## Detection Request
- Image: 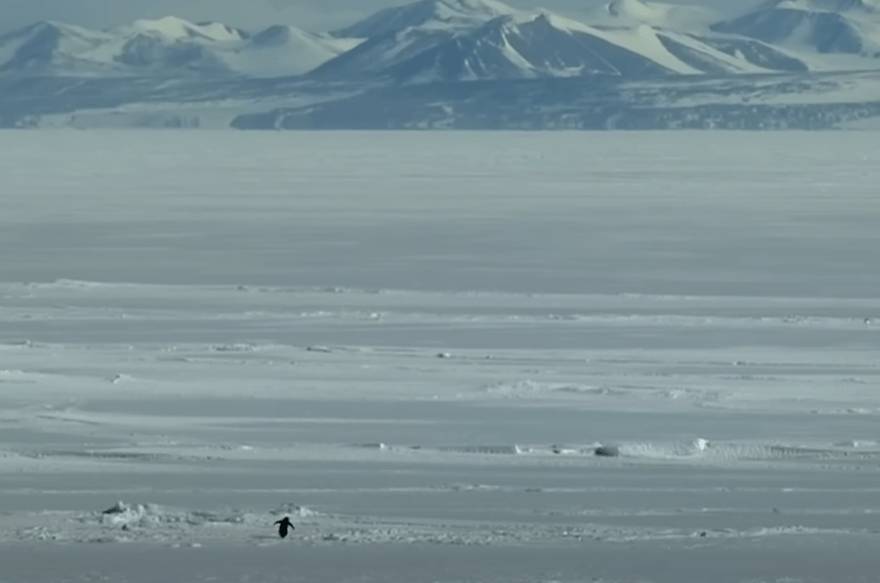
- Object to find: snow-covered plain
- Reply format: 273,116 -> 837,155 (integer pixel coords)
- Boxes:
1,131 -> 879,582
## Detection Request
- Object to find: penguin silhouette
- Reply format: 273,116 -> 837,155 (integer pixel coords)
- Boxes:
274,516 -> 295,538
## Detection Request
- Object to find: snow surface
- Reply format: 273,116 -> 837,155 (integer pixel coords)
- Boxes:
0,131 -> 879,582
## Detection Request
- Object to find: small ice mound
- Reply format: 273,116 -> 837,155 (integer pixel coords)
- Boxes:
484,380 -> 541,397
358,442 -> 391,451
212,343 -> 258,353
613,440 -> 848,462
0,339 -> 34,349
450,483 -> 504,492
218,443 -> 255,452
484,380 -> 572,398
594,445 -> 621,458
270,503 -> 319,518
29,279 -> 106,290
485,380 -> 621,399
298,310 -> 335,318
101,501 -> 151,527
834,440 -> 879,449
617,438 -> 712,459
555,385 -> 626,397
103,501 -> 128,515
98,501 -> 247,529
18,526 -> 65,542
846,408 -> 875,415
442,445 -> 521,455
306,345 -> 333,353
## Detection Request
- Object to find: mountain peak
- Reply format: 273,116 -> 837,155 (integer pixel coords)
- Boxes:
252,25 -> 307,47
607,0 -> 666,22
1,20 -> 104,40
598,0 -> 716,30
333,0 -> 518,38
0,20 -> 113,73
129,16 -> 195,36
713,0 -> 880,57
124,16 -> 243,42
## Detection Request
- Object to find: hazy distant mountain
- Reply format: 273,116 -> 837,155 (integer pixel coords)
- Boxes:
713,0 -> 880,62
0,0 -> 879,129
0,16 -> 360,77
0,21 -> 116,74
221,26 -> 361,78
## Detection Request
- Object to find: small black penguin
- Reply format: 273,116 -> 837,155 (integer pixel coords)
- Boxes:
274,516 -> 295,538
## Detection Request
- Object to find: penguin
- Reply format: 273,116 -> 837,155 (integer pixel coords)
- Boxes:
274,516 -> 295,538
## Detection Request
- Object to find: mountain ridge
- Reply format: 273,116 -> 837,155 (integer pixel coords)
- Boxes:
3,0 -> 879,79
1,0 -> 879,129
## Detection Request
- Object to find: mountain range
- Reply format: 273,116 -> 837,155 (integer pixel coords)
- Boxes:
1,0 -> 880,129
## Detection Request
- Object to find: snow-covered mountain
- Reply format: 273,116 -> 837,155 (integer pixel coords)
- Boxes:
313,1 -> 809,82
110,17 -> 237,73
333,0 -> 519,38
0,16 -> 360,77
713,0 -> 880,66
220,27 -> 361,78
122,16 -> 249,43
1,0 -> 877,80
0,21 -> 115,74
1,0 -> 880,129
321,12 -> 684,82
598,0 -> 715,29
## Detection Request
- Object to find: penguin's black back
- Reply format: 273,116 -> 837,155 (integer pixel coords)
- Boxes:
276,516 -> 294,538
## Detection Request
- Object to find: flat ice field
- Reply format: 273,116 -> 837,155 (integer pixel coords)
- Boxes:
1,132 -> 879,582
